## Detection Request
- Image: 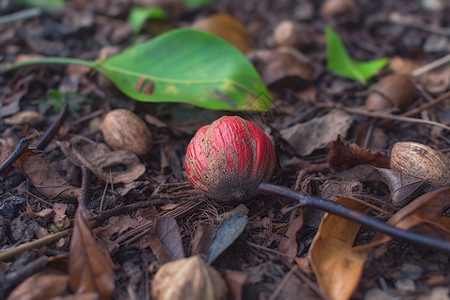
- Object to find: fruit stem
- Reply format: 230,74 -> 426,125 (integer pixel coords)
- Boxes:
258,183 -> 450,254
9,57 -> 96,70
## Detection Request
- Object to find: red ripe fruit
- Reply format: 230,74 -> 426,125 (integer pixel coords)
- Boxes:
185,116 -> 276,202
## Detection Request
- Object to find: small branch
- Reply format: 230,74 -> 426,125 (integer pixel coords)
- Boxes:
79,166 -> 90,210
35,103 -> 70,150
0,8 -> 42,25
258,183 -> 450,253
11,57 -> 95,70
411,53 -> 450,77
0,230 -> 70,261
0,255 -> 48,299
402,90 -> 450,118
0,138 -> 29,175
318,103 -> 450,131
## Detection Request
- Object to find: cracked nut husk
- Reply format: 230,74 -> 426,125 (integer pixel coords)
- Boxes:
390,141 -> 450,187
365,74 -> 416,111
151,256 -> 227,300
102,109 -> 153,156
185,116 -> 276,202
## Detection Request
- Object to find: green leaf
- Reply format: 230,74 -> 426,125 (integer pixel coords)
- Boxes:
326,26 -> 389,84
127,6 -> 166,34
184,0 -> 214,8
11,0 -> 65,14
95,28 -> 272,111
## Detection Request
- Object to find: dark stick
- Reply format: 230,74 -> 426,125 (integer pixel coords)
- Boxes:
0,255 -> 48,298
35,103 -> 70,151
79,165 -> 89,210
258,183 -> 450,254
0,138 -> 29,175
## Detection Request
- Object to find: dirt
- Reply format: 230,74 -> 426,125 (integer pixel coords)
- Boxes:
0,0 -> 449,299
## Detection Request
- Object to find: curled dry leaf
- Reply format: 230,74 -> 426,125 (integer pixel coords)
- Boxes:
334,164 -> 434,207
248,47 -> 314,89
389,56 -> 420,75
69,207 -> 114,299
148,216 -> 185,264
309,198 -> 369,300
6,269 -> 68,300
206,214 -> 248,264
329,135 -> 390,171
15,152 -> 81,199
58,139 -> 145,184
278,208 -> 304,262
355,188 -> 450,251
281,109 -> 353,156
3,110 -> 46,126
151,255 -> 228,300
192,13 -> 251,54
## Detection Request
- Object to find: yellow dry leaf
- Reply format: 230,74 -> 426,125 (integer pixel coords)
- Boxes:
309,198 -> 369,300
192,13 -> 251,54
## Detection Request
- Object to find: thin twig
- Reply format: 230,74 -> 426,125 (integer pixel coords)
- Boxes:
258,184 -> 450,253
269,265 -> 298,300
79,166 -> 89,210
402,90 -> 450,118
35,103 -> 70,150
0,138 -> 29,175
0,230 -> 70,261
318,103 -> 450,131
0,255 -> 48,299
92,199 -> 167,223
0,8 -> 42,25
411,53 -> 450,77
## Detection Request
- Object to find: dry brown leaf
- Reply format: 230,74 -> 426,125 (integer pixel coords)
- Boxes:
224,270 -> 247,300
53,203 -> 71,229
389,56 -> 421,74
26,202 -> 54,218
335,164 -> 434,207
3,110 -> 46,126
190,223 -> 216,257
16,153 -> 81,199
151,255 -> 227,300
249,47 -> 314,88
97,215 -> 145,240
281,109 -> 352,156
69,207 -> 114,299
329,135 -> 390,171
192,13 -> 251,54
6,269 -> 68,300
278,208 -> 304,261
371,188 -> 450,246
149,216 -> 185,264
58,139 -> 145,184
309,198 -> 369,300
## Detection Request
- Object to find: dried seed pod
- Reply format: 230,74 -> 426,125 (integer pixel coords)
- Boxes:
102,109 -> 153,156
365,74 -> 416,111
185,116 -> 276,202
390,142 -> 450,187
151,256 -> 227,300
273,20 -> 303,49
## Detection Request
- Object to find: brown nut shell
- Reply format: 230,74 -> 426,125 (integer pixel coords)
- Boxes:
366,74 -> 416,111
390,142 -> 450,187
102,109 -> 153,156
273,20 -> 303,48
